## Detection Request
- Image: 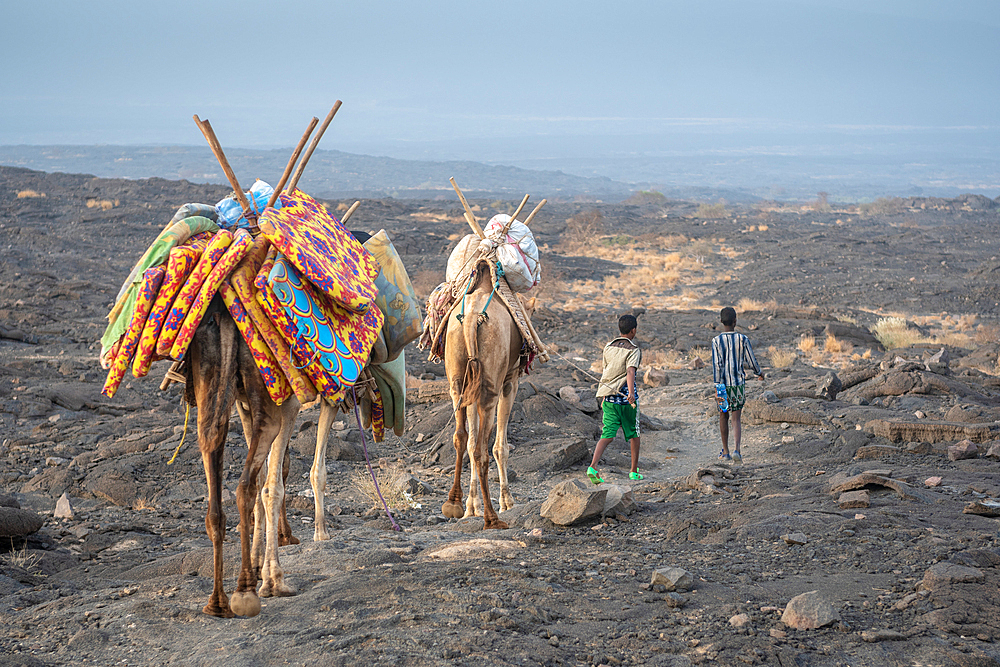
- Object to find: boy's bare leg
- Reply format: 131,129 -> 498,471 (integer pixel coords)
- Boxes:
718,411 -> 730,455
590,438 -> 614,469
731,409 -> 743,453
629,437 -> 640,473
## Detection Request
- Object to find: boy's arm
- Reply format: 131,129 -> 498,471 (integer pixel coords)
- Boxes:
711,338 -> 721,384
745,338 -> 763,378
626,365 -> 637,405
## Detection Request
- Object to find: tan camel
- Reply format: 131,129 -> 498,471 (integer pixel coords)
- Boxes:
185,298 -> 299,617
442,262 -> 534,528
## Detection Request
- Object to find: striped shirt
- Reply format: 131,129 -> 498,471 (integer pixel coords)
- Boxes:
711,331 -> 762,386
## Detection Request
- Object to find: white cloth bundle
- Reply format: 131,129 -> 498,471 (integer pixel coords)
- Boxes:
446,234 -> 483,284
479,214 -> 540,292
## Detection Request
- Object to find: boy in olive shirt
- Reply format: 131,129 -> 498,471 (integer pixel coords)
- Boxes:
587,314 -> 643,483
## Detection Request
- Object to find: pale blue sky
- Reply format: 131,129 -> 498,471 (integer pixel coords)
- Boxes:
1,1 -> 998,169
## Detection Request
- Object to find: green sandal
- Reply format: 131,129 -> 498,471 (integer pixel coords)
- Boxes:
629,471 -> 644,481
587,467 -> 604,485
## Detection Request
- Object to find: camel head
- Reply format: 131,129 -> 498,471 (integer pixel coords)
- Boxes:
519,294 -> 537,319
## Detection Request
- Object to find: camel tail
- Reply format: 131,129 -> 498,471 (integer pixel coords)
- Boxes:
460,311 -> 482,409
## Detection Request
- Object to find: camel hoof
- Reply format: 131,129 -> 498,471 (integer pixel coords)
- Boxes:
313,529 -> 331,542
278,535 -> 300,546
203,601 -> 236,618
485,519 -> 509,530
442,501 -> 463,518
260,581 -> 296,598
229,591 -> 261,617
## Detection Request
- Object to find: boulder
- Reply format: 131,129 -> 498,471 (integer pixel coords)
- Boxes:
54,492 -> 74,519
519,437 -> 590,471
643,367 -> 669,388
985,441 -> 1000,459
540,479 -> 607,525
781,532 -> 808,545
83,470 -> 138,507
558,386 -> 582,406
838,490 -> 870,509
0,506 -> 45,537
781,591 -> 841,630
963,500 -> 1000,517
601,484 -> 636,516
948,439 -> 978,461
919,562 -> 985,591
729,613 -> 751,628
650,566 -> 693,592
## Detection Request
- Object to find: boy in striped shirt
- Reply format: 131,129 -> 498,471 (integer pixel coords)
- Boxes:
712,306 -> 763,463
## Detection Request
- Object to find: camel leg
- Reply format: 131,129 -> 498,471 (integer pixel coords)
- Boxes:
311,399 -> 337,540
258,400 -> 299,599
475,400 -> 507,530
234,401 -> 265,578
493,372 -> 518,512
277,444 -> 299,546
464,408 -> 481,518
199,444 -> 233,617
251,466 -> 265,578
442,405 -> 468,518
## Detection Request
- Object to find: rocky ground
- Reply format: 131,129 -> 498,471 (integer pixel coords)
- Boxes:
1,165 -> 1000,666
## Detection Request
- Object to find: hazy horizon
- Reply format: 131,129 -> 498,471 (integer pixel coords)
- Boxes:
2,1 -> 998,196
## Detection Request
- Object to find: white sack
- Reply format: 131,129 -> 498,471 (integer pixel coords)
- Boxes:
481,214 -> 540,292
446,234 -> 483,284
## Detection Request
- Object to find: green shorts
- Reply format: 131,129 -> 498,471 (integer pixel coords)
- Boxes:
720,384 -> 746,412
601,400 -> 640,440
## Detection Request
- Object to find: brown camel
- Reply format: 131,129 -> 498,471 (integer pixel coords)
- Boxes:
185,297 -> 299,617
442,262 -> 534,529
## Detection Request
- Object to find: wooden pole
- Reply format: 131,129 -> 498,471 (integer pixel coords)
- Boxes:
500,194 -> 530,235
287,101 -> 343,194
449,177 -> 484,238
193,115 -> 252,215
340,200 -> 361,226
267,116 -> 319,209
522,198 -> 547,227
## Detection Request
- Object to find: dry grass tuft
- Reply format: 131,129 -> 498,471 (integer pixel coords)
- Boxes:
86,198 -> 117,210
862,349 -> 873,360
351,463 -> 413,510
975,324 -> 999,345
956,314 -> 979,331
872,317 -> 921,349
133,497 -> 155,511
767,346 -> 796,369
16,189 -> 45,199
2,543 -> 42,573
691,347 -> 712,363
824,334 -> 850,354
694,202 -> 729,219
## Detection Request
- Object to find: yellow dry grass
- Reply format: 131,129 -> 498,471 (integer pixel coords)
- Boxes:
975,324 -> 999,345
133,497 -> 155,511
86,198 -> 117,210
738,298 -> 777,313
872,317 -> 920,349
16,189 -> 45,199
767,346 -> 796,369
351,463 -> 412,510
824,334 -> 850,354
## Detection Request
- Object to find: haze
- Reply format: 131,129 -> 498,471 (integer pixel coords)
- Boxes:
2,0 -> 998,196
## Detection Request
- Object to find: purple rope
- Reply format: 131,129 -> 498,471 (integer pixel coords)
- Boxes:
351,385 -> 401,532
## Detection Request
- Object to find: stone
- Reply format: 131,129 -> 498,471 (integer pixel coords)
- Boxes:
780,591 -> 841,630
54,492 -> 74,519
838,490 -> 870,509
729,613 -> 751,628
781,435 -> 795,444
540,479 -> 607,525
328,439 -> 366,462
925,347 -> 950,374
558,386 -> 581,405
643,367 -> 669,388
963,500 -> 1000,517
817,372 -> 842,400
924,476 -> 943,487
83,470 -> 138,507
650,566 -> 693,592
781,532 -> 808,545
45,456 -> 68,466
0,506 -> 45,537
688,357 -> 704,370
0,495 -> 19,509
914,410 -> 926,419
948,439 -> 978,461
769,628 -> 787,638
601,484 -> 636,517
861,629 -> 906,642
920,562 -> 985,591
763,390 -> 779,404
986,441 -> 1000,459
664,592 -> 687,607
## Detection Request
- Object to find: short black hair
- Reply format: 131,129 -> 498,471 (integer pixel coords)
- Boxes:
618,314 -> 638,334
720,306 -> 737,326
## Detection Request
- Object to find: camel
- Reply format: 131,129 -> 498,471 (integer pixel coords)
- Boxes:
442,261 -> 535,529
185,297 -> 300,617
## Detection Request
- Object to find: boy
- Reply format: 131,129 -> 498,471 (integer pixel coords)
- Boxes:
711,306 -> 763,463
587,314 -> 643,484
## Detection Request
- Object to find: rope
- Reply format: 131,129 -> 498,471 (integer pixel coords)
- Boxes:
351,385 -> 401,532
167,401 -> 191,465
455,268 -> 477,324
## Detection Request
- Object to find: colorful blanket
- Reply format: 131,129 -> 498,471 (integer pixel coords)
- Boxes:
363,230 -> 421,362
103,266 -> 166,397
259,190 -> 380,314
